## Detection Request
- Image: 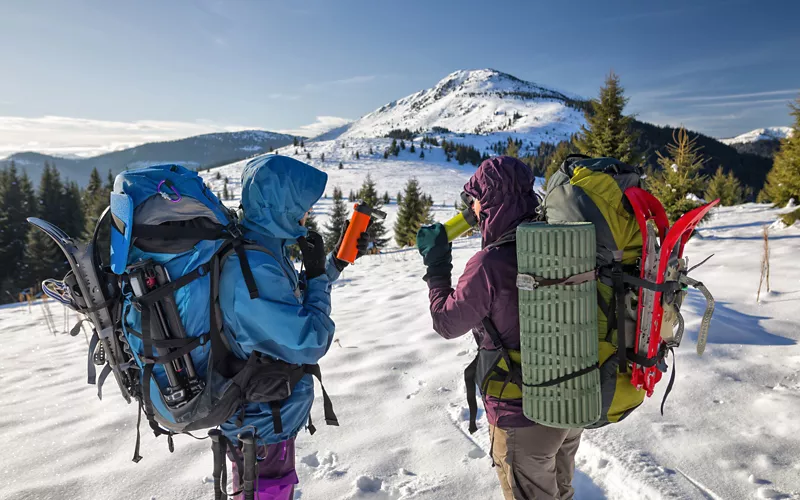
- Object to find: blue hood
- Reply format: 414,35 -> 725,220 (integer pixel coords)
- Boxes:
240,155 -> 328,240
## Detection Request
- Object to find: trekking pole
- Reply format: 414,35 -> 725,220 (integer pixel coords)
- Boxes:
208,429 -> 228,500
238,431 -> 257,500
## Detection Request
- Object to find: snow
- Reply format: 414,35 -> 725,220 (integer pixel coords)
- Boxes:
321,69 -> 585,154
720,127 -> 794,145
3,148 -> 800,499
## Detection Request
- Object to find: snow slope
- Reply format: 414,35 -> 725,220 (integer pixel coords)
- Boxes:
720,127 -> 793,145
2,150 -> 800,499
323,69 -> 585,152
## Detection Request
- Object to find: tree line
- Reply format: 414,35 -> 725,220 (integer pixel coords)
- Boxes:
0,163 -> 113,303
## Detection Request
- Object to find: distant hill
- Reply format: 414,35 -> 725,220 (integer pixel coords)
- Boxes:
719,127 -> 793,160
633,121 -> 775,192
0,130 -> 300,186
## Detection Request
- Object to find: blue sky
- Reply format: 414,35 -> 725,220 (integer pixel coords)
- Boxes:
0,0 -> 798,154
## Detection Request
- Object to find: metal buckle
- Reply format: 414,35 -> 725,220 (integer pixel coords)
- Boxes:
516,274 -> 540,291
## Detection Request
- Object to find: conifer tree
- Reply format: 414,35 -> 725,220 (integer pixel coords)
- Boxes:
383,191 -> 390,204
759,96 -> 800,206
397,191 -> 403,204
394,178 -> 432,247
82,167 -> 112,259
400,140 -> 406,150
505,137 -> 520,158
293,137 -> 299,147
300,140 -> 305,148
410,143 -> 416,153
324,187 -> 349,252
307,152 -> 312,160
575,71 -> 638,163
545,141 -> 578,183
356,151 -> 360,160
223,183 -> 230,200
383,150 -> 389,159
338,162 -> 343,170
304,209 -> 319,233
419,150 -> 425,160
321,153 -> 325,162
358,174 -> 388,248
647,127 -> 708,222
0,163 -> 36,292
369,146 -> 374,155
62,181 -> 86,240
215,171 -> 222,180
22,163 -> 67,290
704,167 -> 747,206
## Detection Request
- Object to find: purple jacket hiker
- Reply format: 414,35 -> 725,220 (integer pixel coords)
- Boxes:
427,156 -> 539,428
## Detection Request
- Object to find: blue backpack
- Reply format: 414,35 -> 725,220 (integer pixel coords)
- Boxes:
106,164 -> 336,461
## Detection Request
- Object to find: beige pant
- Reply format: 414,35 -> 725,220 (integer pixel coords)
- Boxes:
489,424 -> 583,500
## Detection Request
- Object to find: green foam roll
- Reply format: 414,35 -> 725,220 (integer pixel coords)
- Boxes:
516,222 -> 601,428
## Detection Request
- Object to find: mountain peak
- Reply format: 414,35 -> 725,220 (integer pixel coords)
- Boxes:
335,69 -> 585,141
720,126 -> 793,145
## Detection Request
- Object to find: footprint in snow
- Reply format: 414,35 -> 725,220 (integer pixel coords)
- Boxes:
300,451 -> 347,479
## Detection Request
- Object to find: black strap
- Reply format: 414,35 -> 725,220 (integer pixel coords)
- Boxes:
133,224 -> 229,241
270,401 -> 284,434
613,260 -> 628,373
96,364 -> 112,400
660,347 -> 677,416
139,335 -> 208,365
87,332 -> 99,384
517,269 -> 597,290
626,348 -> 662,368
523,363 -> 599,388
132,399 -> 144,463
135,264 -> 210,306
305,364 -> 339,426
464,356 -> 479,434
232,240 -> 259,299
622,274 -> 681,293
480,318 -> 522,387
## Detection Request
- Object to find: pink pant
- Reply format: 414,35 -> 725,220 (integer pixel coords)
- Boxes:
228,438 -> 297,500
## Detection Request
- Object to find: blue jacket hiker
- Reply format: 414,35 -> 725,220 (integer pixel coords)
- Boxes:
218,155 -> 369,499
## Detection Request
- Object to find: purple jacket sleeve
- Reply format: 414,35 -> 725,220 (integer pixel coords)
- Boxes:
427,251 -> 492,339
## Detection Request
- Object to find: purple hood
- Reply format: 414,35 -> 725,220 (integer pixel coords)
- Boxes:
463,156 -> 539,246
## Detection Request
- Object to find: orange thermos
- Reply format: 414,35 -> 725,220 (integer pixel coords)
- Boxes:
336,202 -> 387,264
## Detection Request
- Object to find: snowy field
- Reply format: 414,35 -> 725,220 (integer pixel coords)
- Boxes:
1,148 -> 799,499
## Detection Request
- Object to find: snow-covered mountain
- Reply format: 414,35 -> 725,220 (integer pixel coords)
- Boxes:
327,69 -> 586,149
0,130 -> 300,186
720,126 -> 793,145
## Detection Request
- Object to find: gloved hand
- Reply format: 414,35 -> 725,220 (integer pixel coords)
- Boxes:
416,223 -> 452,279
333,220 -> 372,271
299,230 -> 327,280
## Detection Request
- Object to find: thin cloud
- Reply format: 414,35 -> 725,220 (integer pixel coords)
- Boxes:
268,93 -> 300,101
693,98 -> 795,108
279,116 -> 352,138
671,89 -> 800,102
304,75 -> 378,91
0,115 -> 258,158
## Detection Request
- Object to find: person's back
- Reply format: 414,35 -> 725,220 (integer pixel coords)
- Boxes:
418,155 -> 583,500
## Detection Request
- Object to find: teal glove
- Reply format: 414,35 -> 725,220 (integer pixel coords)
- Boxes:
416,223 -> 453,279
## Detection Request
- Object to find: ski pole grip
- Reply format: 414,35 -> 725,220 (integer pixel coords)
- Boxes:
208,430 -> 227,500
336,202 -> 386,264
238,431 -> 256,500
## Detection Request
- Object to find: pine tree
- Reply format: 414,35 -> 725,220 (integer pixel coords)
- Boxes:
0,163 -> 35,293
268,146 -> 274,152
338,162 -> 343,170
704,167 -> 747,206
397,191 -> 403,204
356,151 -> 360,160
215,171 -> 222,180
324,187 -> 349,252
545,141 -> 578,182
304,209 -> 319,233
420,150 -> 425,160
400,140 -> 406,150
394,178 -> 432,247
358,174 -> 388,248
383,150 -> 389,159
293,137 -> 299,147
301,140 -> 305,148
348,189 -> 356,202
321,153 -> 325,162
505,137 -> 520,158
759,96 -> 800,205
307,152 -> 312,160
22,163 -> 68,290
575,71 -> 638,164
647,128 -> 708,223
383,191 -> 391,204
369,146 -> 374,155
223,183 -> 230,200
61,181 -> 86,241
82,167 -> 111,257
410,143 -> 416,153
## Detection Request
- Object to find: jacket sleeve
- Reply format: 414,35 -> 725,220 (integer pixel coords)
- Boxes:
222,252 -> 335,365
324,252 -> 342,283
427,251 -> 493,339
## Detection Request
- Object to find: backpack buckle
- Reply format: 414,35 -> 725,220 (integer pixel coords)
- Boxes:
226,223 -> 243,239
516,274 -> 540,290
